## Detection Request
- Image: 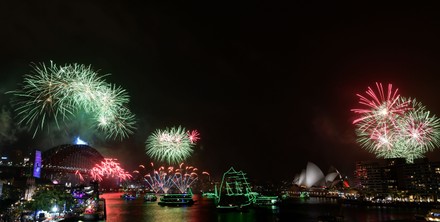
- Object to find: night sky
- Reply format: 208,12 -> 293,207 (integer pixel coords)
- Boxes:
2,2 -> 440,182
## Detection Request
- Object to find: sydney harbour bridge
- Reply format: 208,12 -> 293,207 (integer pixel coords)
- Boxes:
42,143 -> 105,185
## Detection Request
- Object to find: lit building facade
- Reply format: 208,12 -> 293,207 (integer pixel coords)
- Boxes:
355,158 -> 440,200
354,161 -> 384,193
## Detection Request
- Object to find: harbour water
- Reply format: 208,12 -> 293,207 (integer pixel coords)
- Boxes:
102,193 -> 428,222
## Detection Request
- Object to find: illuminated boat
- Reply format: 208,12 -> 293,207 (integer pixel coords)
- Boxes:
217,194 -> 253,211
202,192 -> 218,199
144,193 -> 158,202
426,209 -> 440,221
253,194 -> 280,207
216,167 -> 256,211
121,193 -> 136,200
158,193 -> 195,206
202,183 -> 219,199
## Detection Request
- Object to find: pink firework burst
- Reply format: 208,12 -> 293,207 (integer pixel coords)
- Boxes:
187,130 -> 200,144
90,158 -> 132,182
351,82 -> 412,126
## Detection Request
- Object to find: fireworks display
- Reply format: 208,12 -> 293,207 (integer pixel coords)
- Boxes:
173,163 -> 199,193
352,82 -> 440,162
142,162 -> 198,194
144,164 -> 175,193
90,158 -> 132,182
7,61 -> 136,140
145,126 -> 199,164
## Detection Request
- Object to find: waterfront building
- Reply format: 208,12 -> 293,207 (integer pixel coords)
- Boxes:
354,161 -> 384,193
354,158 -> 440,201
401,158 -> 440,201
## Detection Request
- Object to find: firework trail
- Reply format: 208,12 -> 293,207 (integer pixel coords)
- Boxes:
75,170 -> 84,182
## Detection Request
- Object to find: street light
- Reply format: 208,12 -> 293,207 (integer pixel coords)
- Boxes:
51,205 -> 58,213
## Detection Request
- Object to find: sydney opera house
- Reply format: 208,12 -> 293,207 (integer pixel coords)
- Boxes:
293,162 -> 347,189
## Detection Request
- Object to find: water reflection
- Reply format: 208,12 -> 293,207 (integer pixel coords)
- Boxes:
103,192 -> 217,222
101,193 -> 426,222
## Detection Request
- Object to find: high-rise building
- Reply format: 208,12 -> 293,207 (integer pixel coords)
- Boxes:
354,161 -> 384,193
355,158 -> 440,200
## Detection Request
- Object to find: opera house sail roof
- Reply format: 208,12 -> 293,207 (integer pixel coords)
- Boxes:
293,162 -> 341,189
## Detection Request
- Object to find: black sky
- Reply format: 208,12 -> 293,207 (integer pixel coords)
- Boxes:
2,2 -> 440,182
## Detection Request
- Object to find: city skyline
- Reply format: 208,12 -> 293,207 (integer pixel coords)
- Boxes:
2,2 -> 440,181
